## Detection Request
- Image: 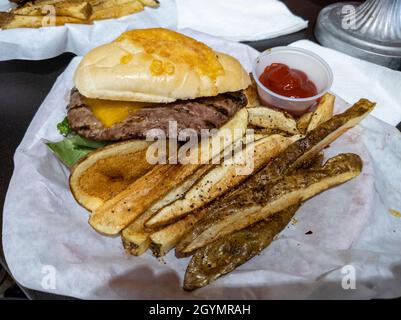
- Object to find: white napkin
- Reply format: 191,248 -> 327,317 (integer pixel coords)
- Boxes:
176,0 -> 307,42
290,40 -> 401,126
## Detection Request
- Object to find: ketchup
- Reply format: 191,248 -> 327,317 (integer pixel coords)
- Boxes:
259,63 -> 317,99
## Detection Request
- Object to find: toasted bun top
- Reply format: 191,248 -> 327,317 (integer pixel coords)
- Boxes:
74,28 -> 251,103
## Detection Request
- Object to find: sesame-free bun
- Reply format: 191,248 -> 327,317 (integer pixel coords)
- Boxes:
74,28 -> 251,103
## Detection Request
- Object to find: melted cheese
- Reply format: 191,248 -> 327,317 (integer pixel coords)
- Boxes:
116,28 -> 224,79
84,97 -> 152,128
120,53 -> 133,65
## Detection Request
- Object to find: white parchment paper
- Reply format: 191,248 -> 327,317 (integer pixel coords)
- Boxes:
0,0 -> 177,61
0,0 -> 308,61
3,31 -> 401,299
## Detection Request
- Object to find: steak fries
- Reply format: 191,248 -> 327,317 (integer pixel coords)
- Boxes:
184,204 -> 301,291
145,134 -> 301,229
176,153 -> 363,255
74,96 -> 374,289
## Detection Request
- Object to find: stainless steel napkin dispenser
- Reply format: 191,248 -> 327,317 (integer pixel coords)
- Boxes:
315,0 -> 401,70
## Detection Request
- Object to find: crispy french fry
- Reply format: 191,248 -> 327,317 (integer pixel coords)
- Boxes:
248,106 -> 299,135
89,109 -> 248,235
307,93 -> 335,132
138,0 -> 159,7
121,163 -> 212,256
298,153 -> 324,171
0,12 -> 85,29
183,204 -> 300,290
150,211 -> 206,257
14,1 -> 92,20
149,136 -> 303,258
89,163 -> 201,235
176,99 -> 375,255
177,153 -> 363,255
122,130 -> 259,255
145,134 -> 301,229
297,111 -> 313,135
88,0 -> 135,10
90,0 -> 144,21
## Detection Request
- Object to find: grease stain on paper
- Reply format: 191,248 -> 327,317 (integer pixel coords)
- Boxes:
390,209 -> 401,218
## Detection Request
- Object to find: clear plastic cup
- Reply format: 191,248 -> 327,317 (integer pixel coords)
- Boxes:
252,47 -> 333,115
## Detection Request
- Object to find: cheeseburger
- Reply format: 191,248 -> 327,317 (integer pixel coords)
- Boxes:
67,28 -> 253,141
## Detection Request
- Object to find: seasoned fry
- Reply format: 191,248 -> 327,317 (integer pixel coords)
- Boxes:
127,135 -> 263,255
307,93 -> 335,132
90,0 -> 144,21
121,163 -> 212,256
177,153 -> 362,255
88,0 -> 134,9
2,0 -> 158,29
89,163 -> 202,235
0,12 -> 84,29
145,134 -> 301,229
149,211 -> 206,257
175,153 -> 322,268
183,150 -> 325,289
137,0 -> 159,7
248,106 -> 299,135
297,111 -> 313,134
123,133 -> 258,255
298,153 -> 324,171
89,109 -> 248,235
14,1 -> 92,20
184,204 -> 300,290
176,99 -> 375,255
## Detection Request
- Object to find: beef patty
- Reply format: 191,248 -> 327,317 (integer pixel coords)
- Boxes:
67,88 -> 247,141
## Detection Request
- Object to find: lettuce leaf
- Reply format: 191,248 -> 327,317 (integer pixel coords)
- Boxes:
56,117 -> 72,137
46,117 -> 108,167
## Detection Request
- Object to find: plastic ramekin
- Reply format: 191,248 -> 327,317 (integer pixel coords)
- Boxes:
252,47 -> 333,115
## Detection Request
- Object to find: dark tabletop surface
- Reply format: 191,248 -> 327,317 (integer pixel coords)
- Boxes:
0,0 -> 400,300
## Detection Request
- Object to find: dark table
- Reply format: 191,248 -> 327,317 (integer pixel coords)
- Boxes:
0,0 -> 399,300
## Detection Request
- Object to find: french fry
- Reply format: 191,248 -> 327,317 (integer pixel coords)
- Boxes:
307,93 -> 335,132
137,0 -> 159,7
176,99 -> 375,255
298,153 -> 324,171
183,204 -> 301,290
297,111 -> 313,135
0,12 -> 85,29
14,1 -> 92,20
90,0 -> 144,21
177,153 -> 363,255
149,149 -> 304,258
145,134 -> 301,229
248,106 -> 299,135
122,132 -> 265,255
150,211 -> 206,257
88,0 -> 136,10
121,163 -> 213,256
89,109 -> 248,235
